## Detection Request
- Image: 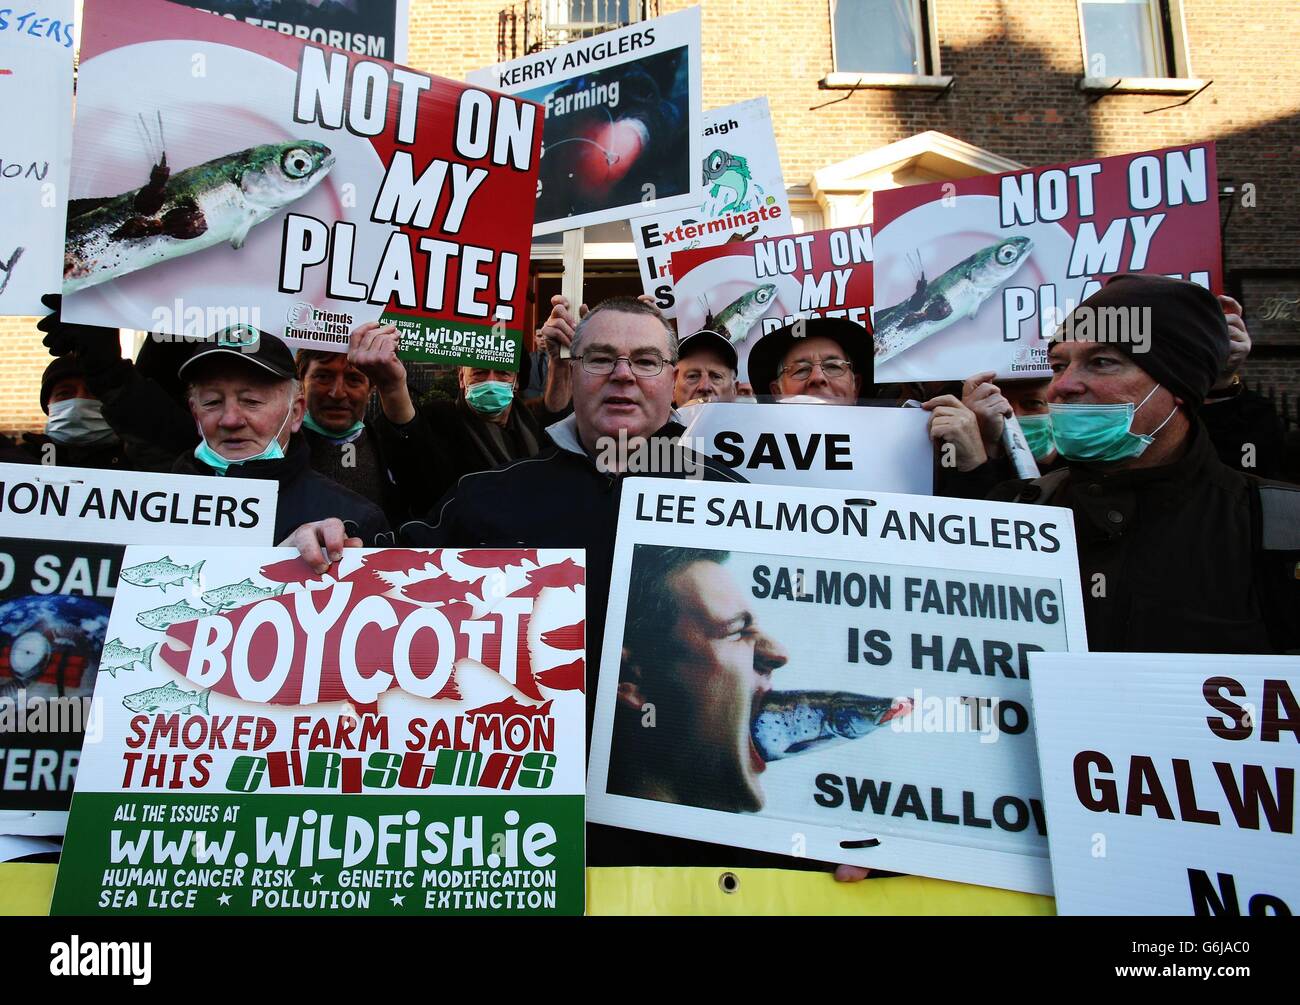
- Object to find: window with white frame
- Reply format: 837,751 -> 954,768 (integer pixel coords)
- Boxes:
831,0 -> 935,76
545,1 -> 635,40
1078,0 -> 1185,79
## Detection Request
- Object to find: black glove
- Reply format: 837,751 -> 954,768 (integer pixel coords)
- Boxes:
38,292 -> 123,374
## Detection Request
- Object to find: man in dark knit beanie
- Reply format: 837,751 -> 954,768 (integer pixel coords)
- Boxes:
988,273 -> 1300,655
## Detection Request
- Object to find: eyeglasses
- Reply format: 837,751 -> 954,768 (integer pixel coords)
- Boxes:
576,352 -> 673,377
778,358 -> 853,381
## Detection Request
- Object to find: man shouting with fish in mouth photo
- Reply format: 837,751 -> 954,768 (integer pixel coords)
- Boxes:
605,546 -> 910,876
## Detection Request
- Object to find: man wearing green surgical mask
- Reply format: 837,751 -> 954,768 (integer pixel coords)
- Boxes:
962,374 -> 1059,471
984,275 -> 1300,655
353,322 -> 559,512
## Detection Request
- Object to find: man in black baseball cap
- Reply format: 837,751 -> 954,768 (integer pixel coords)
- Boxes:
990,274 -> 1300,654
745,317 -> 872,404
674,328 -> 738,406
173,325 -> 389,545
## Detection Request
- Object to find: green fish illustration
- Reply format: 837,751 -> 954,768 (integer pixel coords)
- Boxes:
64,138 -> 334,292
122,680 -> 209,716
99,638 -> 158,677
751,690 -> 913,761
703,149 -> 752,213
201,578 -> 286,611
119,556 -> 204,590
703,284 -> 778,347
873,237 -> 1034,364
135,600 -> 209,632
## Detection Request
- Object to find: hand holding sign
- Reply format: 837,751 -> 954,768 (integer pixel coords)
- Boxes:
279,517 -> 363,573
1216,294 -> 1251,385
961,371 -> 1014,457
537,294 -> 587,361
923,394 -> 989,472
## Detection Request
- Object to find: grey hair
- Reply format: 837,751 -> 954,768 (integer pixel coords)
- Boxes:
571,296 -> 679,361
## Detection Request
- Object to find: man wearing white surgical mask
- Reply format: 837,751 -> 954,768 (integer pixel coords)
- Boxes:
172,326 -> 389,546
27,357 -> 128,469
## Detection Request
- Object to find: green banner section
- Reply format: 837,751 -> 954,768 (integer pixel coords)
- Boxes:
385,313 -> 523,370
52,792 -> 583,916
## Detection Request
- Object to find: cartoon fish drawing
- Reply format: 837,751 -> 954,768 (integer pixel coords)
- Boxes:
362,550 -> 442,573
136,600 -> 209,631
99,638 -> 158,677
751,690 -> 913,761
122,680 -> 210,715
534,657 -> 584,692
119,556 -> 204,590
873,237 -> 1034,365
456,549 -> 539,570
540,620 -> 584,651
64,133 -> 334,293
259,556 -> 335,585
511,558 -> 585,598
401,574 -> 485,605
703,149 -> 752,213
200,578 -> 286,611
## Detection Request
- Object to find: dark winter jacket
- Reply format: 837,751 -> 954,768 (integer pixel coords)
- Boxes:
172,432 -> 390,545
988,419 -> 1300,654
372,395 -> 559,517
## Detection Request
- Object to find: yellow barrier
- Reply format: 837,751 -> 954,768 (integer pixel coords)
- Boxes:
0,864 -> 56,916
587,867 -> 1054,915
2,863 -> 1053,916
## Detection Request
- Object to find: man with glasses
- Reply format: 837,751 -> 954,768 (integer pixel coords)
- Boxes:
280,298 -> 883,877
282,297 -> 742,707
746,317 -> 870,404
749,317 -> 994,474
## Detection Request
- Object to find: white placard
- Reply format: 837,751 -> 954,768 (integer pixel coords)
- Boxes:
1030,652 -> 1299,916
0,463 -> 278,545
631,98 -> 791,317
469,7 -> 703,236
0,2 -> 75,315
588,480 -> 1088,895
676,401 -> 933,494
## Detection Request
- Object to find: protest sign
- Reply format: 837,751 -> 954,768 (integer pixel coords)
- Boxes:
1030,652 -> 1298,916
670,225 -> 874,383
0,463 -> 277,837
468,7 -> 702,236
62,0 -> 540,370
871,143 -> 1221,383
51,546 -> 586,915
588,480 -> 1087,895
676,401 -> 933,494
170,0 -> 410,63
0,2 -> 75,316
631,98 -> 791,316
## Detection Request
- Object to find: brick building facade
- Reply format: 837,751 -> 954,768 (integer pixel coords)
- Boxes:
2,0 -> 1297,433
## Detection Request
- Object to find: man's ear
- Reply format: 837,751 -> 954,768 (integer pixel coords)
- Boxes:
853,374 -> 864,398
768,379 -> 782,397
288,392 -> 306,434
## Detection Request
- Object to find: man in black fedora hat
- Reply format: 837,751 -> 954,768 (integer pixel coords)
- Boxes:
746,317 -> 871,405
